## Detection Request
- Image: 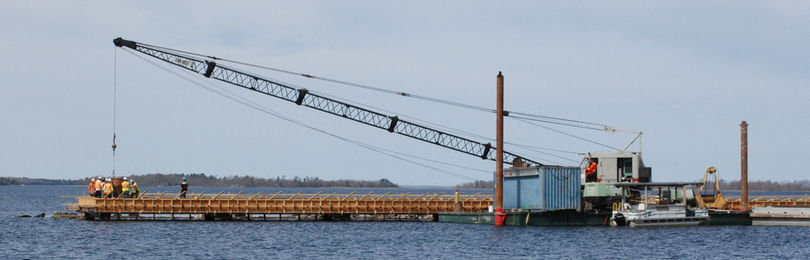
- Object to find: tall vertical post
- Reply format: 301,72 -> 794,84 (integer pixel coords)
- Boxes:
495,72 -> 506,226
740,121 -> 749,210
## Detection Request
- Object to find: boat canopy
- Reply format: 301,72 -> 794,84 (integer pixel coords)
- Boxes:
612,182 -> 703,188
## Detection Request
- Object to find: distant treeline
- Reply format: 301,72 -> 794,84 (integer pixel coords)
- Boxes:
716,179 -> 810,191
456,180 -> 493,189
0,177 -> 79,186
1,173 -> 399,188
456,179 -> 810,191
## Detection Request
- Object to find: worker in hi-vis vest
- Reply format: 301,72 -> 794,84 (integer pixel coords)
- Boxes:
179,177 -> 188,198
130,180 -> 139,198
121,177 -> 130,198
585,159 -> 598,182
102,179 -> 113,198
88,178 -> 95,196
94,177 -> 103,198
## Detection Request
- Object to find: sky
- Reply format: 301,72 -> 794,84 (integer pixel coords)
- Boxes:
1,1 -> 808,186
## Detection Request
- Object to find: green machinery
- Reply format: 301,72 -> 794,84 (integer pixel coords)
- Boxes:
581,152 -> 652,209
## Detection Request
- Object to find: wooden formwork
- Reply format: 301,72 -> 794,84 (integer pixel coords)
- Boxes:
722,195 -> 810,210
66,192 -> 493,215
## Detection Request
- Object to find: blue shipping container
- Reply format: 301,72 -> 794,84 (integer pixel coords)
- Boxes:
496,166 -> 581,211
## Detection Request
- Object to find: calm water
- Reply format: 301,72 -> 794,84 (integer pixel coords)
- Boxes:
2,185 -> 810,259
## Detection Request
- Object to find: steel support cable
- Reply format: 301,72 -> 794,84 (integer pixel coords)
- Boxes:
321,91 -> 577,157
210,68 -> 575,165
315,95 -> 575,165
137,41 -> 610,128
123,49 -> 483,180
112,47 -> 118,177
508,146 -> 579,164
247,76 -> 487,140
318,91 -> 580,155
507,112 -> 606,127
514,117 -> 622,152
506,143 -> 579,155
275,80 -> 581,161
508,115 -> 606,131
148,43 -> 495,113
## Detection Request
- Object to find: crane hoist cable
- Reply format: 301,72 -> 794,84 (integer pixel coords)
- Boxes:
111,47 -> 118,177
123,48 -> 485,180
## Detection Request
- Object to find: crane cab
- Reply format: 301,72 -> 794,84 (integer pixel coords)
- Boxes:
580,152 -> 652,209
581,152 -> 651,184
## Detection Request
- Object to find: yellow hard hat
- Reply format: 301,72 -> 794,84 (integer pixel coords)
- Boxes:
91,178 -> 95,182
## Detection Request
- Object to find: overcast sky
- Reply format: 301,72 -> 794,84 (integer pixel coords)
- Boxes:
1,1 -> 808,185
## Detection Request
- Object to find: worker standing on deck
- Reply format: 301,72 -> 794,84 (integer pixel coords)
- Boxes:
586,159 -> 598,182
121,177 -> 130,198
95,177 -> 103,198
102,178 -> 113,198
88,178 -> 95,196
179,177 -> 188,198
130,180 -> 139,198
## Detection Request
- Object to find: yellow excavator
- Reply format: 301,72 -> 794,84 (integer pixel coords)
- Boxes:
696,167 -> 727,209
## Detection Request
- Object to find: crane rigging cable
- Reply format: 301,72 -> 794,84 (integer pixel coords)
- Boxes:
266,76 -> 581,162
316,96 -> 574,165
137,41 -> 610,131
122,48 -> 484,180
111,47 -> 118,177
508,115 -> 606,131
193,61 -> 573,165
514,117 -> 622,152
317,91 -> 582,160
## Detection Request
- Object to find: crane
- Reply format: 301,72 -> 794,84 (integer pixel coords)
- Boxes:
112,37 -> 542,167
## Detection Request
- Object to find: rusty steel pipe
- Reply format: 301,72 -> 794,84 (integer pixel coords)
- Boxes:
496,72 -> 504,211
494,72 -> 506,226
740,121 -> 749,210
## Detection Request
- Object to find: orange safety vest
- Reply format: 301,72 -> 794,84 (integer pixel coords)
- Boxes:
88,182 -> 95,193
103,182 -> 113,194
95,181 -> 102,191
586,162 -> 597,175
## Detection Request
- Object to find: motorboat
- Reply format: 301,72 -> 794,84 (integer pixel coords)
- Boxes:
609,182 -> 709,227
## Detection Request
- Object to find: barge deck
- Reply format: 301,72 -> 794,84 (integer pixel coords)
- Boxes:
65,192 -> 492,221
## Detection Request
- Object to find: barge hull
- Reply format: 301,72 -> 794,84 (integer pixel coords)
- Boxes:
708,210 -> 752,226
439,210 -> 610,226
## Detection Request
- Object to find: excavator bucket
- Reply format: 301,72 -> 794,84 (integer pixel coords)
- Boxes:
697,167 -> 727,209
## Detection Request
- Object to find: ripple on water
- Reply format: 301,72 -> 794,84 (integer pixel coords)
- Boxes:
2,185 -> 810,259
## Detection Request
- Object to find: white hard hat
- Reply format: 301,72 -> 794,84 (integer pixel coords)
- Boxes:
123,177 -> 127,180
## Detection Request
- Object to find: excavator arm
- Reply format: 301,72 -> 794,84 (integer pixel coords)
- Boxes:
113,37 -> 542,167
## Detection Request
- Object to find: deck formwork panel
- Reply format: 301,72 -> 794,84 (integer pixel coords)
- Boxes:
68,192 -> 493,216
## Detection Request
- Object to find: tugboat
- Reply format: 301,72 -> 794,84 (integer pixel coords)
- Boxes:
609,182 -> 709,227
